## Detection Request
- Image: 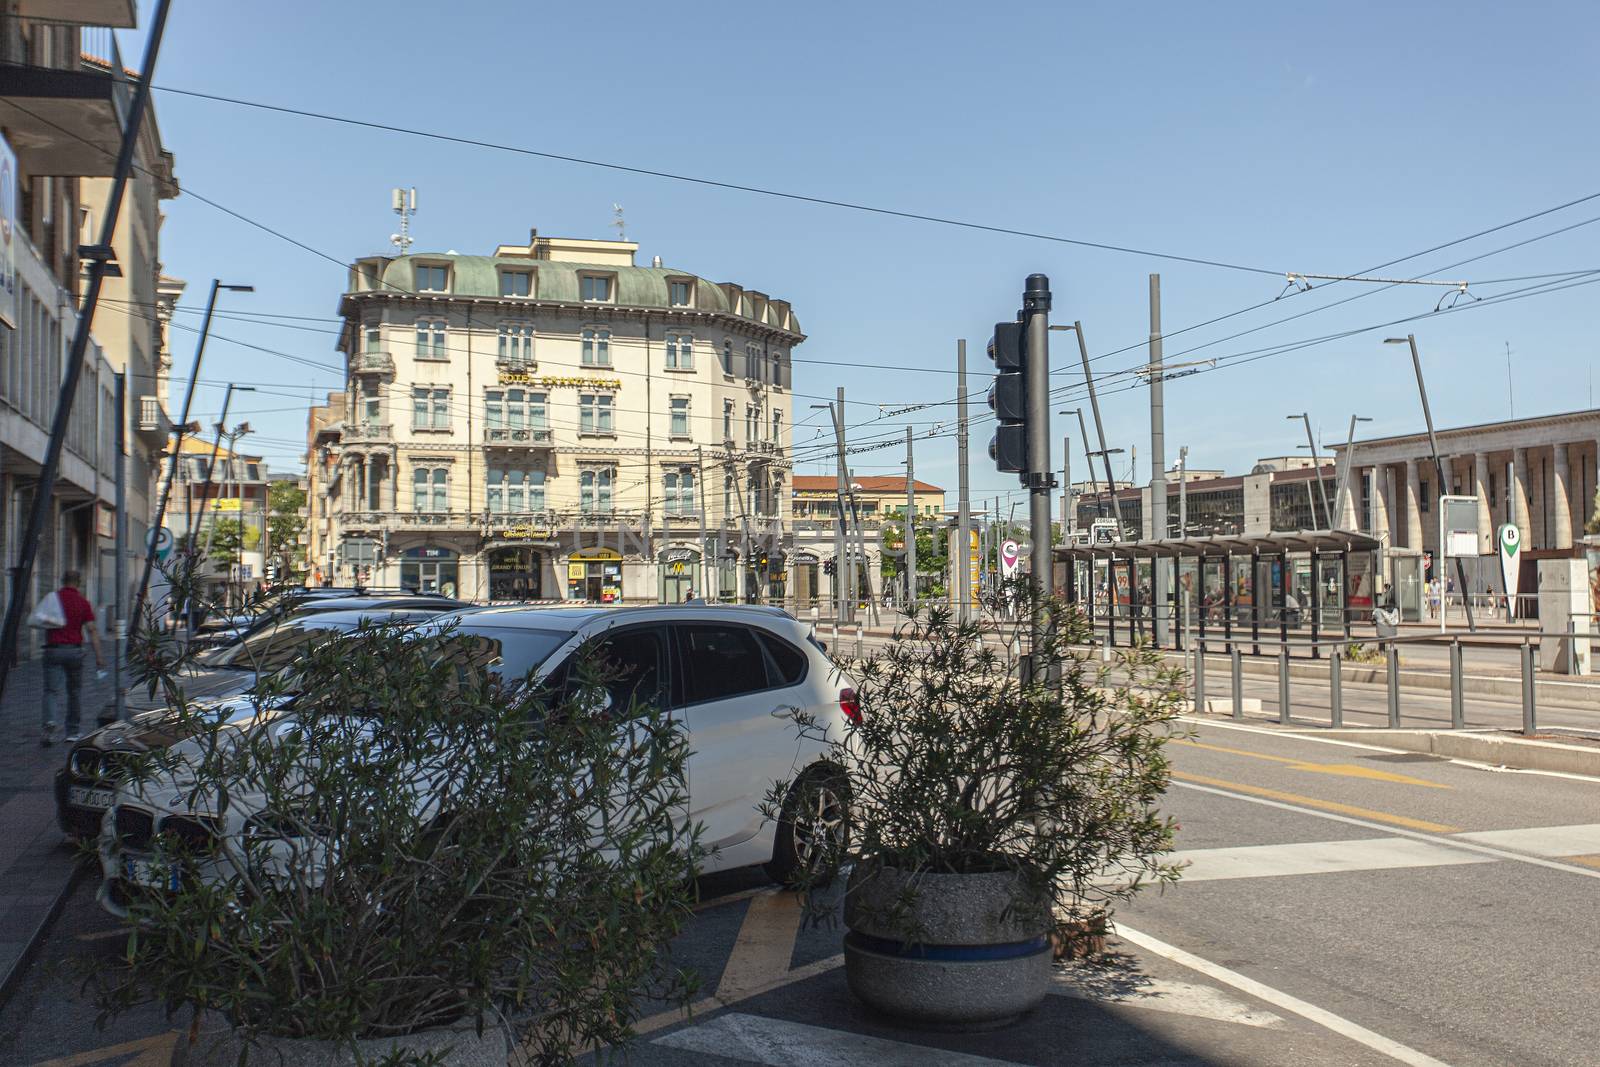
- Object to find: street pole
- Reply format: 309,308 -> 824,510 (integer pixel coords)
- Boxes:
1293,412 -> 1332,527
1073,409 -> 1102,515
112,372 -> 127,723
1070,322 -> 1128,540
1333,415 -> 1371,529
1023,276 -> 1054,670
1178,445 -> 1188,537
1390,335 -> 1476,632
696,446 -> 708,600
0,0 -> 171,705
198,385 -> 249,564
1062,433 -> 1072,535
956,340 -> 972,624
1148,274 -> 1170,645
830,389 -> 850,623
904,426 -> 916,611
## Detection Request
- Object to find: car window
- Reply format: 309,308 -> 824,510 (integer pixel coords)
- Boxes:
441,626 -> 572,690
676,624 -> 770,705
756,631 -> 808,687
592,628 -> 666,710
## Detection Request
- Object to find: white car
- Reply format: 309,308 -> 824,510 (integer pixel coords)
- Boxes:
97,604 -> 856,916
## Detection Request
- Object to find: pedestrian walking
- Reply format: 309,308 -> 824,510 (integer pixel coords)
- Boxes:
37,570 -> 104,746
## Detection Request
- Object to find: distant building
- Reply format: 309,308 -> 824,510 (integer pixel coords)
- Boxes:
166,437 -> 270,606
788,475 -> 944,608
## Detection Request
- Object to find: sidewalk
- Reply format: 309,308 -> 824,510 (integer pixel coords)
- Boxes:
0,658 -> 112,1006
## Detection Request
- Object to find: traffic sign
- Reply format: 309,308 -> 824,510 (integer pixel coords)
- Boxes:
1000,539 -> 1021,578
146,526 -> 173,562
1498,524 -> 1521,599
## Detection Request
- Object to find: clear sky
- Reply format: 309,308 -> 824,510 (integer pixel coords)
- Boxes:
118,0 -> 1600,511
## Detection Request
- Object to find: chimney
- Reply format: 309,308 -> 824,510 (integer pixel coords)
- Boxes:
652,255 -> 662,268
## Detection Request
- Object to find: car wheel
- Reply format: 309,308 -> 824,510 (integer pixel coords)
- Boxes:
766,767 -> 849,887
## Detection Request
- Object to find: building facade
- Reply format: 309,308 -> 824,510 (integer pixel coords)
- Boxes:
320,231 -> 801,603
789,474 -> 945,607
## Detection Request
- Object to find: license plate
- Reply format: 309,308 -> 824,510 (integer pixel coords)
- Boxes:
67,785 -> 114,809
122,856 -> 178,891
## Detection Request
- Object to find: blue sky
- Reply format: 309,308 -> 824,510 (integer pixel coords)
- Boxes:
121,1 -> 1600,509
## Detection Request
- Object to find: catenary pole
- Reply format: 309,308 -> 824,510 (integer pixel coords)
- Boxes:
1148,274 -> 1169,644
830,391 -> 850,623
0,0 -> 172,706
904,426 -> 916,610
112,372 -> 127,723
1073,322 -> 1127,539
956,340 -> 971,623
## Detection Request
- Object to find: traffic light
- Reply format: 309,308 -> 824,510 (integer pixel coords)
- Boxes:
987,320 -> 1028,473
824,558 -> 836,576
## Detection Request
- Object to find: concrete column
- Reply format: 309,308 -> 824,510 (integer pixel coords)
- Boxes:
1372,465 -> 1391,543
1552,442 -> 1573,550
1404,458 -> 1423,549
384,454 -> 397,511
1473,452 -> 1492,554
1511,447 -> 1532,547
1337,468 -> 1359,529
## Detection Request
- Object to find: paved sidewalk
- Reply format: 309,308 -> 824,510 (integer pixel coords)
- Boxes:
0,658 -> 115,1006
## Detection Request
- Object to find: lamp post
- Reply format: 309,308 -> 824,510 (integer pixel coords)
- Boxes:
1334,415 -> 1374,529
1288,413 -> 1332,528
1383,335 -> 1476,631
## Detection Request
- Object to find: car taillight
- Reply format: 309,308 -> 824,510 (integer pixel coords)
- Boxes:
839,688 -> 861,725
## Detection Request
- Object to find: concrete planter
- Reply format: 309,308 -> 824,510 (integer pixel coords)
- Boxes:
843,863 -> 1052,1028
173,1022 -> 509,1067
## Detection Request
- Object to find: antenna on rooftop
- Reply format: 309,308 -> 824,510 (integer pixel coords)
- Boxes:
390,187 -> 417,255
612,203 -> 626,241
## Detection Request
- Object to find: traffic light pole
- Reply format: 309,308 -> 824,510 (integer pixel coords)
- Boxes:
956,340 -> 972,624
1149,274 -> 1169,645
1022,275 -> 1054,673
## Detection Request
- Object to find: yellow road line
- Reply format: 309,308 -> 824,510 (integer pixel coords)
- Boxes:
1173,739 -> 1450,789
1565,854 -> 1600,870
28,1033 -> 177,1067
1170,772 -> 1460,834
715,890 -> 805,1001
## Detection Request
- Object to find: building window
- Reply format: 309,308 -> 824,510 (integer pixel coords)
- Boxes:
580,275 -> 613,302
1420,480 -> 1430,513
746,342 -> 761,381
579,393 -> 614,434
723,399 -> 734,441
721,339 -> 733,376
363,325 -> 381,353
772,409 -> 782,445
664,469 -> 696,515
415,318 -> 447,360
724,472 -> 735,515
581,327 -> 611,367
415,264 -> 449,292
745,404 -> 757,442
668,280 -> 692,307
485,388 -> 546,430
361,378 -> 381,425
412,386 -> 450,430
669,396 -> 690,438
665,332 -> 693,369
499,270 -> 532,297
580,468 -> 614,512
498,322 -> 534,363
413,467 -> 448,512
488,467 -> 545,514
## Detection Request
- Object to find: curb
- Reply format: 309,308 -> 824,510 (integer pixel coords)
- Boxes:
0,860 -> 90,1012
1318,728 -> 1600,778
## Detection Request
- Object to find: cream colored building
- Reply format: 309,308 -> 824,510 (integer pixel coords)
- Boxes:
320,231 -> 802,603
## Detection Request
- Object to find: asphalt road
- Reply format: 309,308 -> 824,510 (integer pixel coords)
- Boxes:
5,719 -> 1598,1065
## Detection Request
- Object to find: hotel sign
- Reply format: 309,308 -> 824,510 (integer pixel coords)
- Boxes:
496,525 -> 554,541
499,372 -> 621,389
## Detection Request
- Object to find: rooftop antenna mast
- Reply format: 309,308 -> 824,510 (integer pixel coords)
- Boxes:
612,203 -> 626,241
390,186 -> 417,255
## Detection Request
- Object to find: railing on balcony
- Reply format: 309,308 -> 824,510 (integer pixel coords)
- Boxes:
394,511 -> 478,529
484,425 -> 553,447
351,351 -> 395,375
343,422 -> 393,444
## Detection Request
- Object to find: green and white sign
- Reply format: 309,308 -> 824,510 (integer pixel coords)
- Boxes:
1498,523 -> 1521,599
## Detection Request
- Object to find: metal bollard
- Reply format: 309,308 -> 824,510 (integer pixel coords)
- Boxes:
1194,640 -> 1206,715
1330,647 -> 1343,728
830,621 -> 838,656
1449,638 -> 1464,729
1230,646 -> 1243,721
856,622 -> 864,660
1278,644 -> 1291,724
1521,639 -> 1536,736
1386,644 -> 1400,728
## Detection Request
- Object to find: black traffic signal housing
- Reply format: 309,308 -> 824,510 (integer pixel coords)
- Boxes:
824,558 -> 836,576
987,320 -> 1027,474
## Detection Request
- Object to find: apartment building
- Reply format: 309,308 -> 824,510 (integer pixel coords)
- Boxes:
320,230 -> 802,603
0,4 -> 176,652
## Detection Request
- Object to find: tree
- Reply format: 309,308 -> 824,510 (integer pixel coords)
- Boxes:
268,479 -> 307,573
205,518 -> 259,567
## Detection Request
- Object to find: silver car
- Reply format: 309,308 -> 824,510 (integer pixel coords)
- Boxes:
97,604 -> 855,916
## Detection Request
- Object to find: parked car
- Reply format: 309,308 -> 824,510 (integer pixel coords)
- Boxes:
187,589 -> 458,653
57,604 -> 465,841
95,604 -> 856,916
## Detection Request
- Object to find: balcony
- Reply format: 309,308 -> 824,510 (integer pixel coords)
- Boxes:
18,1 -> 137,26
484,425 -> 553,449
0,29 -> 131,178
342,423 -> 392,446
351,351 -> 395,376
135,394 -> 169,447
391,511 -> 480,532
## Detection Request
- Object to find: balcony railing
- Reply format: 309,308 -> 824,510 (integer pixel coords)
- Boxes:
351,351 -> 395,375
393,511 -> 479,529
484,425 -> 553,447
343,423 -> 393,445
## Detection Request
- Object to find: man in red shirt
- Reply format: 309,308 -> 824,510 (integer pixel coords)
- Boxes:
42,570 -> 104,746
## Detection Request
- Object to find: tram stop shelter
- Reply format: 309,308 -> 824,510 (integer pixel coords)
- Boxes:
1053,530 -> 1384,657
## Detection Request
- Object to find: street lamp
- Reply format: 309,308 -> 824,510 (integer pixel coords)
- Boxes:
1334,415 -> 1374,531
1383,335 -> 1475,630
1287,413 -> 1332,528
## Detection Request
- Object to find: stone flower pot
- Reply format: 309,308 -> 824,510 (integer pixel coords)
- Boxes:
173,1022 -> 509,1067
843,863 -> 1053,1028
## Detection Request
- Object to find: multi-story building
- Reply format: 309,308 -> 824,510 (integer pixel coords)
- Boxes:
303,391 -> 344,584
0,4 -> 176,651
166,437 -> 269,606
789,474 -> 945,608
322,230 -> 802,603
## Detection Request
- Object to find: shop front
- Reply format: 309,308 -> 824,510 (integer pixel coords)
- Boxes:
400,546 -> 459,598
567,546 -> 623,602
790,551 -> 820,610
658,546 -> 701,603
488,545 -> 545,601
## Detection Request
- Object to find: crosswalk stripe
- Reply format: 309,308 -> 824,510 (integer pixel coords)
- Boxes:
1051,970 -> 1286,1028
1168,837 -> 1492,882
1450,823 -> 1600,856
653,1012 -> 1022,1066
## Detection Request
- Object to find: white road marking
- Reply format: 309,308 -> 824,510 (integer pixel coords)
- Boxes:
653,1012 -> 1021,1066
1116,924 -> 1452,1067
1168,837 -> 1491,882
1451,823 -> 1600,856
1172,780 -> 1600,881
1051,969 -> 1285,1028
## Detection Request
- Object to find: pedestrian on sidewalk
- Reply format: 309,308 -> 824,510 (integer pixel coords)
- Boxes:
40,569 -> 103,747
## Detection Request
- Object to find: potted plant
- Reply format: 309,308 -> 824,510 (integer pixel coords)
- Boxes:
93,589 -> 703,1066
768,589 -> 1184,1028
